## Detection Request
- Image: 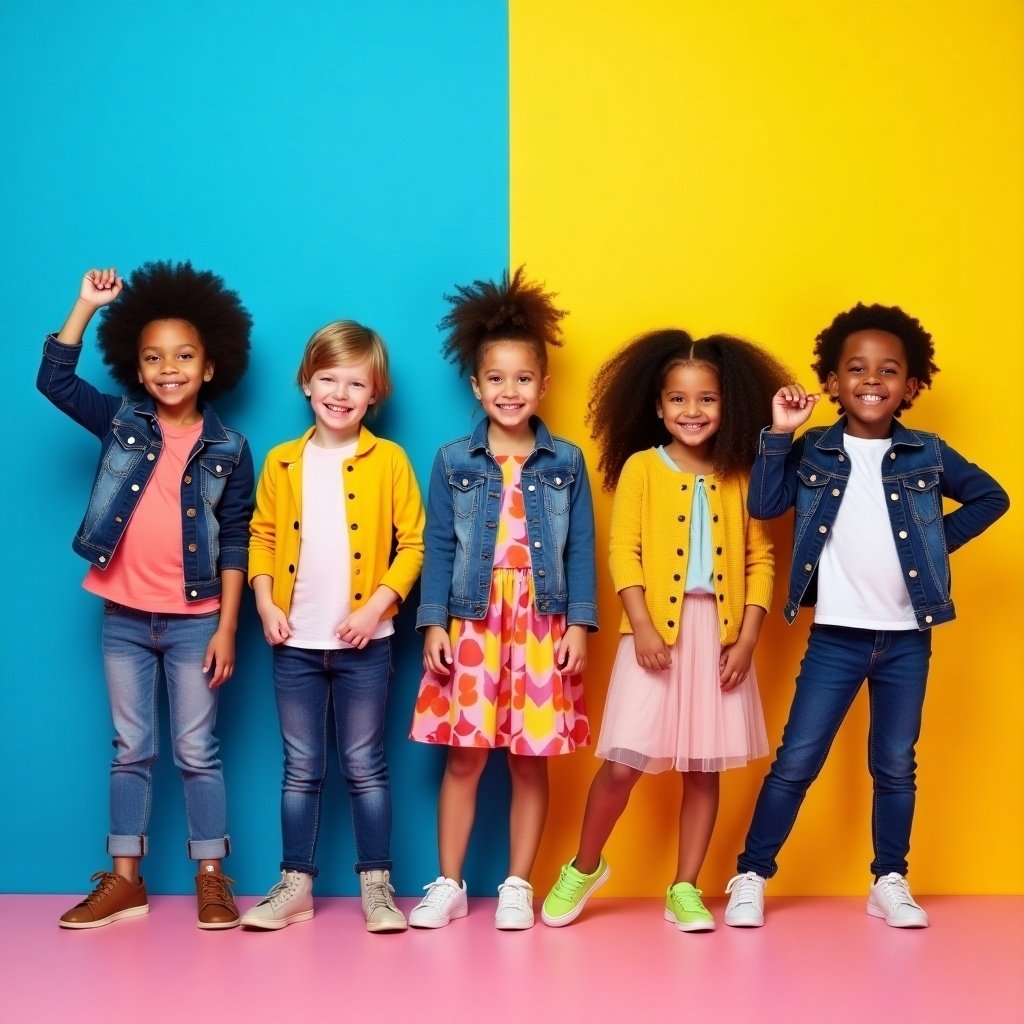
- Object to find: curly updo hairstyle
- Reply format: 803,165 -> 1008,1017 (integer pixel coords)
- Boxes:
439,266 -> 566,376
97,260 -> 252,400
588,329 -> 791,489
812,302 -> 938,414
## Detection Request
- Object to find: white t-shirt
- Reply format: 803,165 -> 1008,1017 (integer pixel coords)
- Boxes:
286,440 -> 394,650
814,433 -> 917,630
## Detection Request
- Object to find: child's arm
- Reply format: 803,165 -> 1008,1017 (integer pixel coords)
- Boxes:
37,269 -> 127,437
252,574 -> 292,645
720,605 -> 766,691
204,568 -> 244,687
748,384 -> 821,520
620,586 -> 672,670
337,584 -> 399,649
938,441 -> 1010,551
417,450 -> 457,670
249,455 -> 291,645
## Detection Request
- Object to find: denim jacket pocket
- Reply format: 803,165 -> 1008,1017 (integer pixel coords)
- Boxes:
199,455 -> 234,504
794,465 -> 830,518
103,424 -> 148,478
448,472 -> 486,519
540,470 -> 574,515
903,472 -> 941,525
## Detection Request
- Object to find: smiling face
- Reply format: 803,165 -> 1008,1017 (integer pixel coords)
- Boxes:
827,329 -> 918,439
137,319 -> 213,425
304,358 -> 376,446
657,361 -> 722,460
471,340 -> 548,435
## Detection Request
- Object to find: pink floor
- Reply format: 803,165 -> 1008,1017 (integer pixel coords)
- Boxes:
2,894 -> 1021,1023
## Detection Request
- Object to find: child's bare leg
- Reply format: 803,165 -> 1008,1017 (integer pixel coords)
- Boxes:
507,754 -> 549,879
574,760 -> 643,874
438,747 -> 489,882
113,856 -> 141,884
674,770 -> 720,884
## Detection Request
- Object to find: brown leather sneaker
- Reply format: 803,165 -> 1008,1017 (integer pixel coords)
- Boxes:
59,871 -> 149,929
196,869 -> 240,930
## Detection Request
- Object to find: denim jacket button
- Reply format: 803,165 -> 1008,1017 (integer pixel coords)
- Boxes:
184,474 -> 192,484
462,478 -> 469,486
147,453 -> 155,462
917,480 -> 926,488
537,569 -> 546,577
533,541 -> 542,548
186,508 -> 196,517
818,525 -> 827,534
555,477 -> 562,485
837,454 -> 845,461
127,436 -> 136,444
809,474 -> 817,482
803,563 -> 813,571
899,530 -> 908,539
831,488 -> 840,496
890,493 -> 899,501
890,452 -> 896,459
190,590 -> 198,598
528,484 -> 536,492
131,484 -> 140,492
908,569 -> 918,578
925,615 -> 933,623
188,543 -> 197,553
216,465 -> 223,473
98,555 -> 106,563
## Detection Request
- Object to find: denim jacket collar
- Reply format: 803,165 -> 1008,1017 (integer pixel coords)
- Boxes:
120,395 -> 232,446
814,416 -> 925,454
467,415 -> 556,454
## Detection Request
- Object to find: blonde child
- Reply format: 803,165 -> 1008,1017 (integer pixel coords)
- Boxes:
541,329 -> 788,931
409,269 -> 597,930
39,264 -> 254,930
243,321 -> 424,932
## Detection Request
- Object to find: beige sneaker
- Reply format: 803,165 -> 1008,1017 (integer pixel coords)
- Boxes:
59,871 -> 149,929
360,869 -> 407,933
241,870 -> 314,930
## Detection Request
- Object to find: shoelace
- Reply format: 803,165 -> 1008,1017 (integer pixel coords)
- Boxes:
670,886 -> 705,913
551,864 -> 586,901
365,878 -> 398,914
497,881 -> 531,911
418,879 -> 457,910
82,871 -> 121,906
878,873 -> 918,907
262,873 -> 301,909
725,872 -> 763,905
198,871 -> 236,908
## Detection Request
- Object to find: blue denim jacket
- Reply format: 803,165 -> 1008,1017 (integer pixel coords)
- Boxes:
416,416 -> 598,630
37,334 -> 254,602
749,418 -> 1009,629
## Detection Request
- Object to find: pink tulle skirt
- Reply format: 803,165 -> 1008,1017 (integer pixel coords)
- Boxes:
596,594 -> 768,773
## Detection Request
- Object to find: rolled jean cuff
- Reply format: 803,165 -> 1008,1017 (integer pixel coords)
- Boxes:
108,833 -> 148,858
281,860 -> 319,879
188,835 -> 230,861
354,858 -> 392,874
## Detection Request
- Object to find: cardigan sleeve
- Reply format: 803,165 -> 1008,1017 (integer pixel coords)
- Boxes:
379,445 -> 425,601
608,453 -> 646,594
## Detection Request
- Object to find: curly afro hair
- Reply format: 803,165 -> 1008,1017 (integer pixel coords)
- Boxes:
588,329 -> 791,488
812,302 -> 938,414
439,266 -> 566,376
97,260 -> 252,400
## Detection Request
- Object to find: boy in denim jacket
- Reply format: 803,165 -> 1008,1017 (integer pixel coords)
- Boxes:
723,303 -> 1008,929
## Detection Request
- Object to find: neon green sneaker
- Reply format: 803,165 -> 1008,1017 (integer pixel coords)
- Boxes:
664,882 -> 715,932
540,857 -> 610,927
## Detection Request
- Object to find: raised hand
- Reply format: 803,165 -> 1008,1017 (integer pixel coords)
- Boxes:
79,267 -> 124,307
770,384 -> 821,433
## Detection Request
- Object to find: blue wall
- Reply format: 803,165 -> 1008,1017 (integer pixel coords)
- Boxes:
2,1 -> 510,895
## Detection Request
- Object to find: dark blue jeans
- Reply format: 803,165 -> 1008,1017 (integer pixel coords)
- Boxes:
272,639 -> 393,876
739,624 -> 932,879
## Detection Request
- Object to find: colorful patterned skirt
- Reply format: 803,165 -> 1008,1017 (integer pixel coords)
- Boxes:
410,568 -> 590,755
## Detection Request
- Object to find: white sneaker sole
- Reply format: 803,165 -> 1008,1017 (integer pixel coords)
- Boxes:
663,909 -> 716,932
495,912 -> 535,931
58,904 -> 149,929
366,915 -> 408,933
724,908 -> 764,928
408,904 -> 468,929
240,908 -> 314,930
540,863 -> 611,928
866,903 -> 928,928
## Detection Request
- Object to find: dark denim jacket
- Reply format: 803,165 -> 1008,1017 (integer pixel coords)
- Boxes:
37,334 -> 254,602
749,418 -> 1009,629
417,416 -> 598,630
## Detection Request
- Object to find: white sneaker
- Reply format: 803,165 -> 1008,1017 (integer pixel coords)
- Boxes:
867,873 -> 929,928
495,876 -> 534,930
360,869 -> 408,933
408,876 -> 468,929
240,870 -> 314,930
724,871 -> 766,927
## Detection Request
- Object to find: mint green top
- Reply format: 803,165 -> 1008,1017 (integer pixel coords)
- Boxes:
656,446 -> 714,594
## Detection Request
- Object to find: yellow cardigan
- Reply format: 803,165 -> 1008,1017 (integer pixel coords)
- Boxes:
608,448 -> 773,645
249,426 -> 424,618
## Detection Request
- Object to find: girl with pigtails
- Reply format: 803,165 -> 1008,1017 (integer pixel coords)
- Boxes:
408,268 -> 597,930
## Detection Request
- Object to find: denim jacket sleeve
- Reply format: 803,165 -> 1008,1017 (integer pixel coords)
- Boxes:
37,334 -> 123,438
747,428 -> 803,520
416,448 -> 456,631
938,440 -> 1009,553
217,435 -> 254,574
565,448 -> 599,630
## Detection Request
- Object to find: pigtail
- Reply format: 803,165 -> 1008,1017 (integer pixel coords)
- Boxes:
439,266 -> 566,376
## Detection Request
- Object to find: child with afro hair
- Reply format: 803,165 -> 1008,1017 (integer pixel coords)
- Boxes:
38,262 -> 254,932
724,301 -> 1008,930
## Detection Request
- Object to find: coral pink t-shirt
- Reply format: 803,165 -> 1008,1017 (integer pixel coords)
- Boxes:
83,419 -> 221,615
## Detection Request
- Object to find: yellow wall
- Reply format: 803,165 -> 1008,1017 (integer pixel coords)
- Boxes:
511,0 -> 1023,895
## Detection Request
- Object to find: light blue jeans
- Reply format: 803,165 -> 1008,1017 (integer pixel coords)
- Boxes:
102,603 -> 229,860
